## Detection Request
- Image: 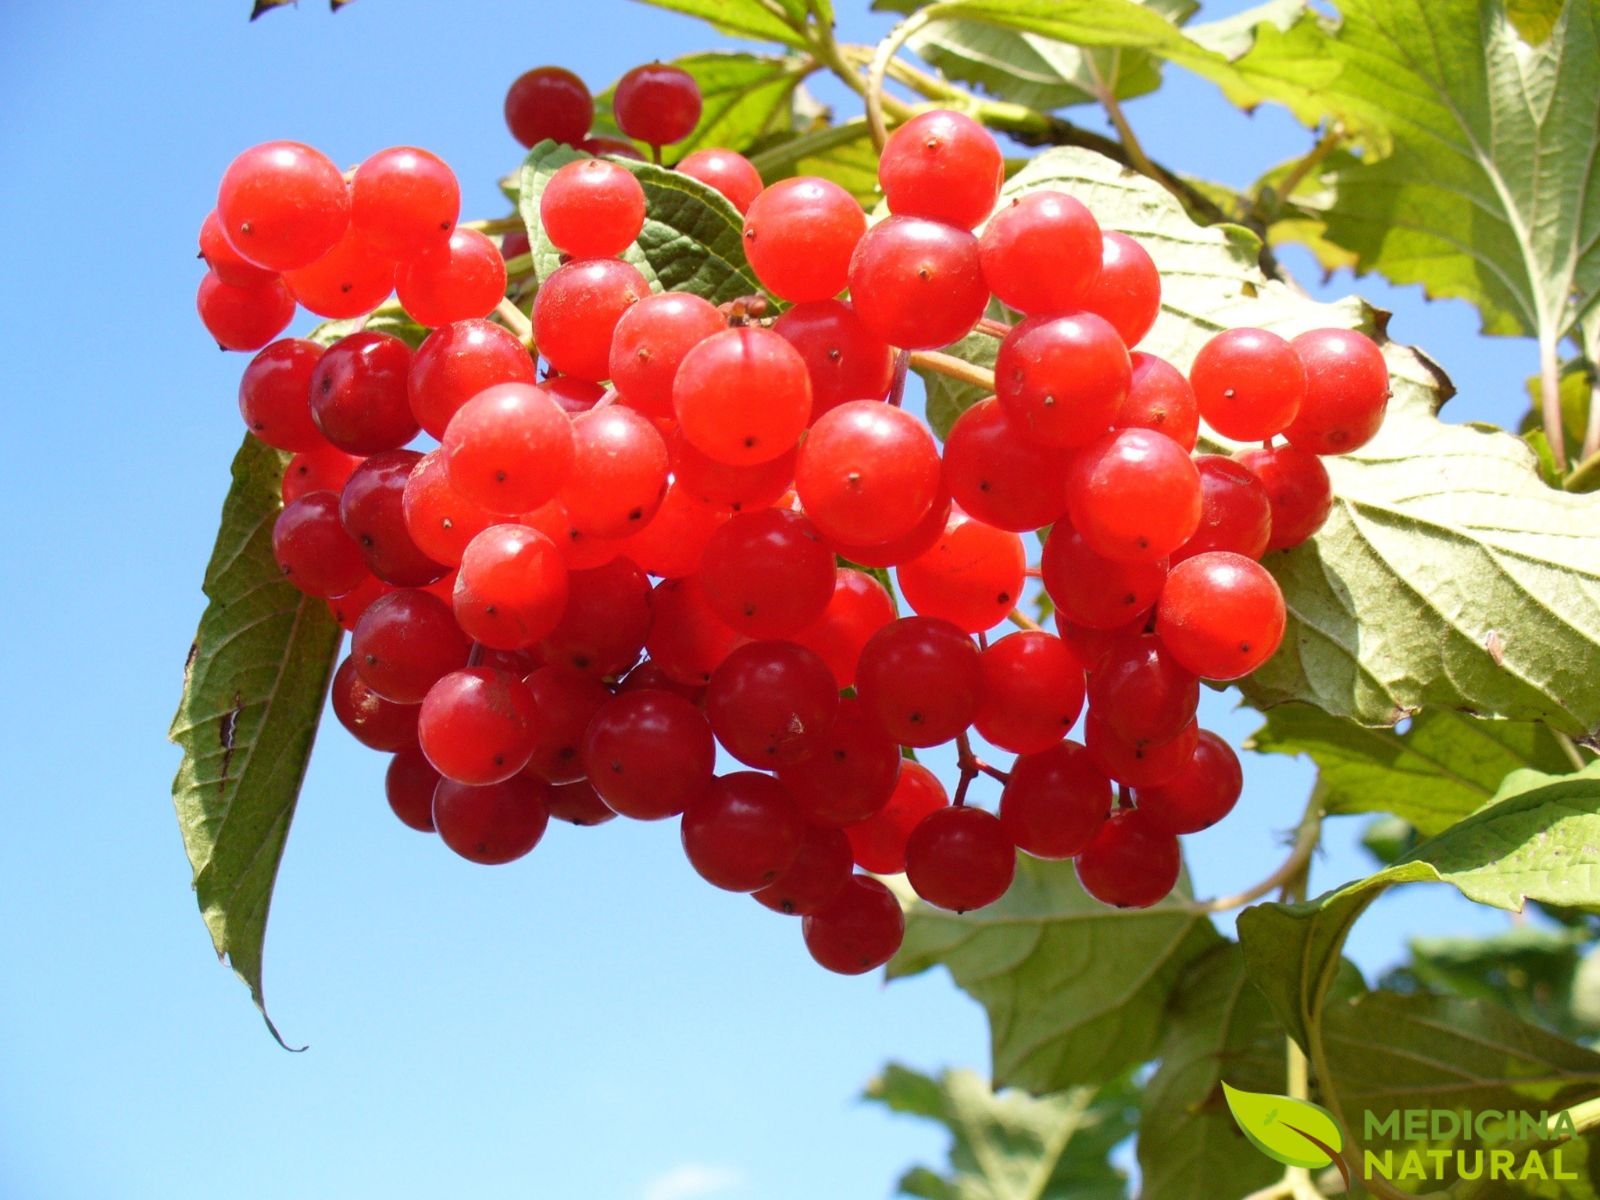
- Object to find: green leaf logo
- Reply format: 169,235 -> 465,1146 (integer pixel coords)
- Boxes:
1222,1083 -> 1345,1170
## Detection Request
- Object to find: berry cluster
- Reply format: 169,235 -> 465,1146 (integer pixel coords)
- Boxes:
197,64 -> 1391,977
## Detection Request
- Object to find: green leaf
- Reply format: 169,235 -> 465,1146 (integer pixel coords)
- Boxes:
918,146 -> 1600,733
864,1064 -> 1133,1200
749,118 -> 882,207
1137,945 -> 1285,1200
1247,704 -> 1576,836
1273,0 -> 1600,347
168,434 -> 343,1046
1239,759 -> 1600,1047
517,141 -> 764,303
625,0 -> 810,47
886,855 -> 1223,1091
1220,1083 -> 1343,1169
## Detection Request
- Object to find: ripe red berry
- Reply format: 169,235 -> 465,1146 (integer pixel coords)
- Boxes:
1086,633 -> 1200,747
273,491 -> 368,598
196,271 -> 295,352
559,406 -> 669,538
843,761 -> 947,874
350,146 -> 460,259
418,666 -> 540,785
408,318 -> 538,441
1066,428 -> 1201,563
795,400 -> 941,545
773,299 -> 895,416
331,655 -> 420,752
522,666 -> 612,784
432,774 -> 551,864
643,576 -> 746,685
905,805 -> 1015,912
396,228 -> 507,328
742,177 -> 865,303
848,216 -> 987,350
200,209 -> 277,287
791,568 -> 896,689
1286,328 -> 1390,454
855,616 -> 981,747
1074,808 -> 1181,908
707,640 -> 840,768
802,874 -> 905,975
283,226 -> 395,320
1134,730 -> 1243,835
979,191 -> 1102,314
1156,551 -> 1286,680
941,398 -> 1072,532
1116,351 -> 1199,451
385,747 -> 440,832
774,697 -> 902,826
681,772 -> 805,892
581,689 -> 716,820
400,449 -> 498,567
216,140 -> 350,272
1082,232 -> 1160,347
699,508 -> 835,637
442,381 -> 574,515
540,555 -> 652,677
546,779 -> 617,826
995,313 -> 1130,448
827,487 -> 952,569
1234,443 -> 1334,550
453,524 -> 570,649
676,148 -> 763,213
1040,521 -> 1167,631
533,258 -> 647,381
613,63 -> 702,146
581,136 -> 645,160
675,326 -> 813,465
609,292 -> 727,417
974,631 -> 1086,755
896,507 -> 1025,633
283,443 -> 362,505
310,331 -> 419,455
525,498 -> 628,571
238,339 -> 324,451
351,588 -> 471,703
541,158 -> 647,258
504,66 -> 594,148
1191,327 -> 1307,441
619,484 -> 729,579
878,110 -> 1003,230
754,824 -> 853,915
340,450 -> 448,587
999,740 -> 1111,859
1175,455 -> 1273,562
669,431 -> 796,513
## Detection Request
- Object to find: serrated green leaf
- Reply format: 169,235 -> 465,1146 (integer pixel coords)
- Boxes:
885,856 -> 1222,1092
1137,945 -> 1284,1200
1269,0 -> 1600,349
1247,704 -> 1576,836
168,434 -> 343,1045
517,140 -> 764,303
916,146 -> 1600,733
865,1064 -> 1133,1200
624,0 -> 810,46
1239,759 -> 1600,1048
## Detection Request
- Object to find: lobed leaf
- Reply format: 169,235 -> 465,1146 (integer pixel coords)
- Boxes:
168,434 -> 343,1045
624,0 -> 810,47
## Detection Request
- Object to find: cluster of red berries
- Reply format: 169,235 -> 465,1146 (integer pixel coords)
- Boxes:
199,64 -> 1392,977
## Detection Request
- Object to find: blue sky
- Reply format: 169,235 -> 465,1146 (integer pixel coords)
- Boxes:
0,2 -> 1539,1198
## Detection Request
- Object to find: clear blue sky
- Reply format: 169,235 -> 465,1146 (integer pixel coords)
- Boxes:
0,3 -> 1534,1198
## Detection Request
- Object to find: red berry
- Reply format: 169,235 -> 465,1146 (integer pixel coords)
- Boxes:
827,487 -> 952,569
673,326 -> 812,465
580,136 -> 645,161
896,507 -> 1025,633
1191,327 -> 1307,441
522,666 -> 612,784
706,640 -> 840,767
385,747 -> 440,832
1155,551 -> 1286,680
878,110 -> 1002,229
697,508 -> 835,638
1134,730 -> 1243,835
848,216 -> 987,350
941,397 -> 1071,532
774,697 -> 902,826
613,63 -> 702,146
216,140 -> 350,272
974,632 -> 1086,755
310,331 -> 419,455
283,443 -> 362,505
773,299 -> 895,416
618,483 -> 728,578
350,588 -> 471,703
1286,328 -> 1390,454
979,191 -> 1102,314
676,148 -> 763,213
1116,352 -> 1199,451
754,824 -> 853,915
1174,455 -> 1273,563
1085,633 -> 1199,747
582,689 -> 715,819
196,271 -> 295,352
396,227 -> 507,328
609,292 -> 726,418
1066,428 -> 1201,563
331,655 -> 419,752
742,177 -> 865,303
1084,710 -> 1199,788
408,318 -> 537,441
453,524 -> 570,650
1075,808 -> 1181,908
400,449 -> 498,567
340,450 -> 448,586
273,491 -> 368,598
1234,444 -> 1334,550
504,66 -> 594,148
540,556 -> 652,677
418,667 -> 540,785
669,430 -> 796,513
681,772 -> 805,892
802,874 -> 905,974
350,145 -> 459,259
855,616 -> 981,747
546,778 -> 617,826
541,159 -> 647,258
239,338 -> 324,451
995,313 -> 1130,449
905,805 -> 1015,912
283,226 -> 395,320
1000,740 -> 1110,859
1082,232 -> 1160,347
843,761 -> 947,874
199,209 -> 276,287
432,774 -> 550,864
524,499 -> 627,571
643,575 -> 746,685
442,381 -> 574,514
559,405 -> 669,538
791,568 -> 896,689
1040,521 -> 1167,631
533,258 -> 647,381
795,400 -> 941,546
